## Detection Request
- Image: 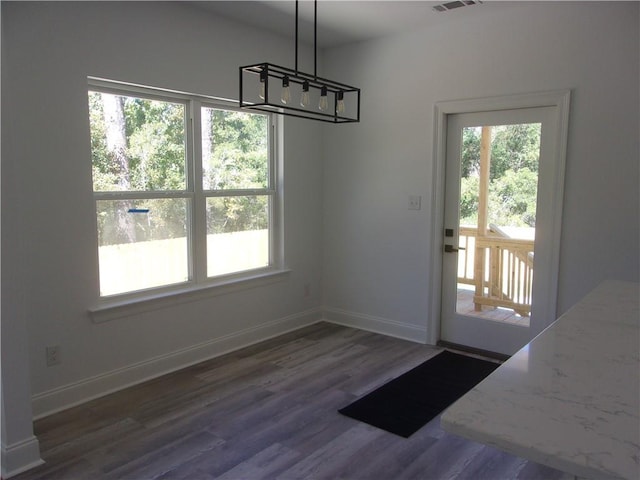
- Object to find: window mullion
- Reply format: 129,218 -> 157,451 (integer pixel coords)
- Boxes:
190,100 -> 207,284
203,189 -> 274,198
270,114 -> 282,269
93,191 -> 191,201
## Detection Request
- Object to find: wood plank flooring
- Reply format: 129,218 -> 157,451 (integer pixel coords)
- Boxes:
14,323 -> 571,480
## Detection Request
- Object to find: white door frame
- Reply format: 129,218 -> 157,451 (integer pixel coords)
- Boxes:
427,90 -> 571,347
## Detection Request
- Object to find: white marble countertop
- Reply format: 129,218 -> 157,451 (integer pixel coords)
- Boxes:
441,280 -> 640,480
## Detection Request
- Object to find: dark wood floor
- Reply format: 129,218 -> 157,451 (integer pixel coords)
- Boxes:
15,322 -> 570,480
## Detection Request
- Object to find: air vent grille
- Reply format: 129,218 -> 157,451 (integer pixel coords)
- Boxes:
433,1 -> 483,13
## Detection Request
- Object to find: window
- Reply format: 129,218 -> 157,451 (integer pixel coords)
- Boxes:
88,81 -> 279,299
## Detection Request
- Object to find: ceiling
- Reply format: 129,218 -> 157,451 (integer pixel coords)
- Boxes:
189,1 -> 516,48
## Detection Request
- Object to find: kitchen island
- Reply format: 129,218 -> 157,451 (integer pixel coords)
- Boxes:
441,280 -> 639,480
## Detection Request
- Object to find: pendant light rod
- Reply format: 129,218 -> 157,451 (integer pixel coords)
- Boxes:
295,0 -> 299,74
294,0 -> 317,78
314,0 -> 318,79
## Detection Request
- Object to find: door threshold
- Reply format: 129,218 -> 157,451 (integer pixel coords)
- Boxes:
437,340 -> 510,362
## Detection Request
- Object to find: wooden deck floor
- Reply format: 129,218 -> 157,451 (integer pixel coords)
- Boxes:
457,286 -> 530,327
14,323 -> 568,480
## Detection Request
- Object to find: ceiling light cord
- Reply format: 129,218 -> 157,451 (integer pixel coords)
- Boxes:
314,0 -> 317,79
294,0 -> 317,78
295,0 -> 298,74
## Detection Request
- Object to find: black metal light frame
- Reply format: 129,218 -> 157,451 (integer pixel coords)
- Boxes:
239,0 -> 361,123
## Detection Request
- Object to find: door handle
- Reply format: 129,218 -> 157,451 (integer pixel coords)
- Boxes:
444,244 -> 466,253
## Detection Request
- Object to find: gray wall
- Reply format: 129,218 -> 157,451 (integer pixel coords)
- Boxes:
322,2 -> 639,339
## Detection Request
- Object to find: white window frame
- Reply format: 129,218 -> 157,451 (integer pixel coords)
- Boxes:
88,78 -> 286,322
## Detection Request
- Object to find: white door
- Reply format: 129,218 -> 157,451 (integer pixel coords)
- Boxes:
439,102 -> 567,356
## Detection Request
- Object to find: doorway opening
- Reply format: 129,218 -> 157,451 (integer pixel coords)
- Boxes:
431,90 -> 570,355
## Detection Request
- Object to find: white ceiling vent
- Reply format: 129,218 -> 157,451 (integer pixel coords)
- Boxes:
433,1 -> 483,13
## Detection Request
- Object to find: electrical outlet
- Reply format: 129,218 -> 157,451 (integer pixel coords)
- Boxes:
408,195 -> 422,210
46,346 -> 61,366
304,283 -> 311,298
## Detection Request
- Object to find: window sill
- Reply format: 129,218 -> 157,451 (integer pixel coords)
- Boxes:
88,268 -> 291,324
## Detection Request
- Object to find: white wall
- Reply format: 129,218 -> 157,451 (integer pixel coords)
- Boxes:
1,4 -> 45,474
322,2 -> 639,341
1,1 -> 324,418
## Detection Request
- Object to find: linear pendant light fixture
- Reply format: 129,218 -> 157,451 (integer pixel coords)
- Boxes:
239,0 -> 361,123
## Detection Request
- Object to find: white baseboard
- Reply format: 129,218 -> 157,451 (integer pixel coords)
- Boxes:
1,435 -> 44,479
32,306 -> 426,419
32,308 -> 323,419
323,307 -> 428,343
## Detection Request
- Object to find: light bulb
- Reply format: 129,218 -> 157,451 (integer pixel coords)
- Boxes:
281,76 -> 291,104
300,81 -> 310,108
318,85 -> 328,111
336,91 -> 345,114
258,70 -> 267,100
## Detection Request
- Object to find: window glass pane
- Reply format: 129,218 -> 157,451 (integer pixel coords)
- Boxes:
89,91 -> 186,192
206,196 -> 269,277
201,108 -> 268,190
97,199 -> 189,295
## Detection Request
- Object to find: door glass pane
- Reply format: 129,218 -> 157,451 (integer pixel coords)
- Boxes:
456,123 -> 541,326
206,195 -> 269,277
96,198 -> 189,295
201,107 -> 269,190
